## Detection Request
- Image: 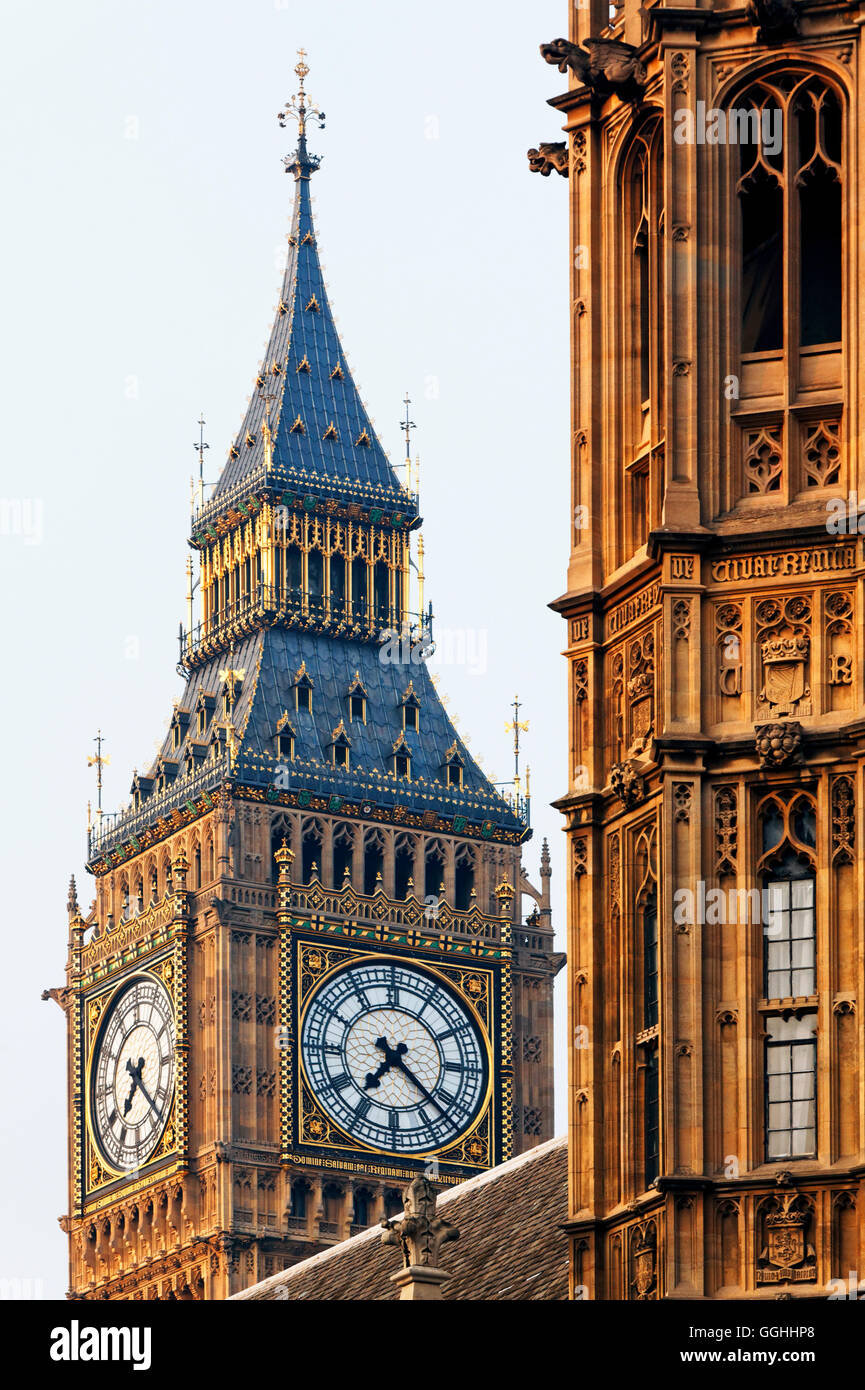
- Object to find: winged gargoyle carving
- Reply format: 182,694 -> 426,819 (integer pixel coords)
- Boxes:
540,37 -> 647,100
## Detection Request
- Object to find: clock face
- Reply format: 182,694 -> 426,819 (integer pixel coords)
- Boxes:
300,958 -> 488,1155
89,974 -> 176,1172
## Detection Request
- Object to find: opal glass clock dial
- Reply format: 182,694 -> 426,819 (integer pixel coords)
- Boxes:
90,974 -> 176,1171
301,958 -> 488,1154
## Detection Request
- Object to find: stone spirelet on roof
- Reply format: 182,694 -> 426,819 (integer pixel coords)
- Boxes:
230,1135 -> 568,1301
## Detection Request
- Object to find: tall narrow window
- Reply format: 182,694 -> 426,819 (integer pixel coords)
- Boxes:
765,1015 -> 817,1159
374,561 -> 389,621
798,88 -> 842,346
364,834 -> 384,895
757,792 -> 818,1161
331,552 -> 346,607
333,827 -> 354,887
643,890 -> 659,1029
302,824 -> 322,885
739,98 -> 783,354
394,837 -> 415,900
352,557 -> 367,614
644,1048 -> 660,1186
308,550 -> 323,599
455,849 -> 475,911
763,862 -> 816,999
287,545 -> 302,593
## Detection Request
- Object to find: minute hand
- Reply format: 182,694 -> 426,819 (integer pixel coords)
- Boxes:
395,1059 -> 448,1118
136,1076 -> 161,1116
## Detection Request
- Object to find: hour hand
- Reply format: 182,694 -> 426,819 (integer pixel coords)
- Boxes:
364,1037 -> 406,1091
123,1056 -> 144,1115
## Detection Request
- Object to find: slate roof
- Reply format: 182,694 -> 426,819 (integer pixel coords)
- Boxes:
134,627 -> 524,832
231,1134 -> 568,1301
210,133 -> 414,515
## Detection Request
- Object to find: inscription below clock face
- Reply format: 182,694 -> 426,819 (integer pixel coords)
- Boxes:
301,958 -> 488,1155
90,975 -> 176,1172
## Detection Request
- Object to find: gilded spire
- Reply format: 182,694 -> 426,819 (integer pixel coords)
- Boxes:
278,49 -> 326,179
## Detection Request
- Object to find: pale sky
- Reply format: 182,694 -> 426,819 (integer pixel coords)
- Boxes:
0,0 -> 568,1296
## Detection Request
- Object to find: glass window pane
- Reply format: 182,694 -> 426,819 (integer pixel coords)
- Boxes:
766,1044 -> 790,1072
769,1074 -> 791,1101
769,1102 -> 791,1130
767,1131 -> 788,1159
792,875 -> 815,906
791,1127 -> 813,1156
769,941 -> 791,968
791,909 -> 814,938
791,937 -> 814,967
792,1043 -> 815,1070
765,880 -> 789,911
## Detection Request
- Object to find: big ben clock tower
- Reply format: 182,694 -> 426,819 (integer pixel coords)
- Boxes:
53,55 -> 563,1301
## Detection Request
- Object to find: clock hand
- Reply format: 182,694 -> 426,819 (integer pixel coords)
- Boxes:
123,1056 -> 145,1116
393,1057 -> 449,1118
363,1037 -> 407,1091
136,1075 -> 161,1117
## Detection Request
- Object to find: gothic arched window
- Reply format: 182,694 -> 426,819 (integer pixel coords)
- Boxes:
363,830 -> 385,896
737,74 -> 842,356
730,73 -> 844,504
756,792 -> 818,1160
618,116 -> 663,557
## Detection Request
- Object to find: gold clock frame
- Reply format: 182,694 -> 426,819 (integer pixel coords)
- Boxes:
83,964 -> 178,1182
290,938 -> 501,1172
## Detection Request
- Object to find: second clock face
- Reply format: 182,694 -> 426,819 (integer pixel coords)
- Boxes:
90,974 -> 176,1172
300,958 -> 488,1155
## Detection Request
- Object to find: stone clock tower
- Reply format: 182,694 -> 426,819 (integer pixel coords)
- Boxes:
52,55 -> 563,1302
535,1 -> 865,1299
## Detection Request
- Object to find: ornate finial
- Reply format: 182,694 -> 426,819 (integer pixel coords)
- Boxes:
275,838 -> 295,873
194,414 -> 209,510
540,837 -> 551,877
504,696 -> 530,795
278,50 -> 325,179
494,874 -> 515,918
400,393 -> 416,491
87,731 -> 110,827
381,1175 -> 458,1300
67,876 -> 79,919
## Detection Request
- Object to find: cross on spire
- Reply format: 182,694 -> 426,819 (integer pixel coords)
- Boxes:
504,695 -> 530,783
87,730 -> 111,824
400,392 -> 416,491
194,414 -> 209,509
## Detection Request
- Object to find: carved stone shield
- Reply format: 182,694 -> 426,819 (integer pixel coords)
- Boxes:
633,1241 -> 655,1296
766,1221 -> 804,1270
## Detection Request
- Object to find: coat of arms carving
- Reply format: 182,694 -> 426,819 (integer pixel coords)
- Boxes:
629,1220 -> 657,1299
756,1195 -> 816,1284
756,596 -> 811,716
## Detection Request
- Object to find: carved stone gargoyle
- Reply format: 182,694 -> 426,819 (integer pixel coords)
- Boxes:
747,0 -> 800,44
540,37 -> 647,100
381,1175 -> 459,1300
527,141 -> 569,178
610,760 -> 646,810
